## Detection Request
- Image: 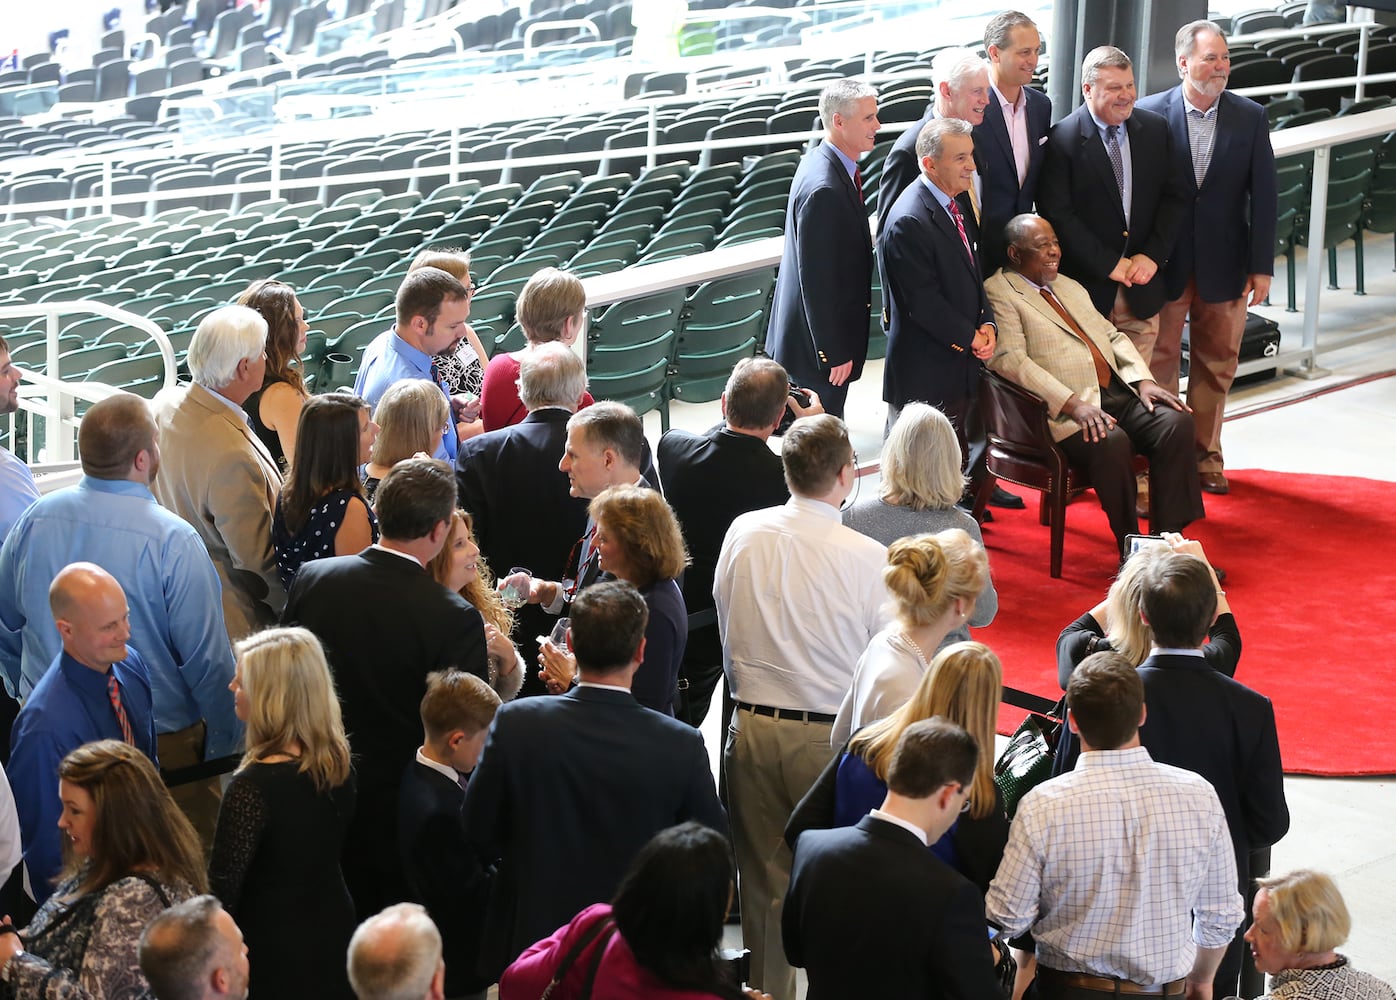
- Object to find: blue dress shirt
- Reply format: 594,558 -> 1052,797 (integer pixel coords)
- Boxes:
0,449 -> 38,545
353,330 -> 458,460
833,750 -> 962,872
10,649 -> 159,902
0,477 -> 242,758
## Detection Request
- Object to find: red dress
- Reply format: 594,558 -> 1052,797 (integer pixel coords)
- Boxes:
480,351 -> 596,431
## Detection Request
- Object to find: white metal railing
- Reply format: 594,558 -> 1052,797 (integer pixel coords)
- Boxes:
0,302 -> 176,463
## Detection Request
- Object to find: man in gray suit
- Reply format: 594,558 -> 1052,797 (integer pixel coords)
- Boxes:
151,305 -> 285,642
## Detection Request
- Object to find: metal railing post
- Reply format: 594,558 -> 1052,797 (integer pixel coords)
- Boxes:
1300,143 -> 1332,377
647,102 -> 659,170
1356,23 -> 1370,102
269,140 -> 282,202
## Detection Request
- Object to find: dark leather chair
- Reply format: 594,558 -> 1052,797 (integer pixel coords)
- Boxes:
976,369 -> 1095,578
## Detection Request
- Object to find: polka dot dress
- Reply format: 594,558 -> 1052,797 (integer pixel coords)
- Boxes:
272,489 -> 379,590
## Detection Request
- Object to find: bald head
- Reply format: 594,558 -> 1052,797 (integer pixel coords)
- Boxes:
78,393 -> 158,482
49,563 -> 131,671
347,904 -> 444,1000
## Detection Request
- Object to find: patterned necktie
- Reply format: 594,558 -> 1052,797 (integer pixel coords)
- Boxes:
947,198 -> 974,264
1040,288 -> 1112,387
853,165 -> 863,196
1106,125 -> 1125,200
107,673 -> 135,745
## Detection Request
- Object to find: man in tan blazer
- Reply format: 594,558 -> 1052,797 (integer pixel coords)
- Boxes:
984,214 -> 1204,558
152,305 -> 285,642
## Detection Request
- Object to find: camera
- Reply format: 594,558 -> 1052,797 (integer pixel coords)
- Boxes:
774,382 -> 812,436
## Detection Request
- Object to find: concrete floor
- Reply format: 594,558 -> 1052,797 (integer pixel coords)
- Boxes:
661,238 -> 1396,991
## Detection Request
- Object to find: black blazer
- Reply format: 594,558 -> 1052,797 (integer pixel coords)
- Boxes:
397,760 -> 492,997
1136,86 -> 1277,304
1037,103 -> 1186,320
783,741 -> 1009,896
462,685 -> 727,980
878,177 -> 993,408
656,424 -> 789,617
785,816 -> 1002,1000
974,85 -> 1053,271
765,141 -> 873,385
1136,652 -> 1289,888
455,408 -> 589,695
283,547 -> 487,916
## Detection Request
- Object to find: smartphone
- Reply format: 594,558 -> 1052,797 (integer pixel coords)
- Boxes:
1124,533 -> 1168,555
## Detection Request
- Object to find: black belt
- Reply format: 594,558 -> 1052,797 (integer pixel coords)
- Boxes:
737,702 -> 836,724
1038,967 -> 1185,997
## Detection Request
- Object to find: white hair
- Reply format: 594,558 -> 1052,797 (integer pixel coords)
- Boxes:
819,78 -> 878,126
347,904 -> 442,1000
932,47 -> 990,94
187,305 -> 267,390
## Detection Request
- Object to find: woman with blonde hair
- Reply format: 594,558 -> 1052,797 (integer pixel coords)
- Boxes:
786,641 -> 1009,894
844,403 -> 997,641
1055,531 -> 1238,688
209,627 -> 356,1000
538,485 -> 689,715
479,267 -> 596,431
238,278 -> 311,470
0,740 -> 203,998
363,380 -> 451,502
408,249 -> 488,441
427,509 -> 524,700
1245,869 -> 1393,998
832,529 -> 990,744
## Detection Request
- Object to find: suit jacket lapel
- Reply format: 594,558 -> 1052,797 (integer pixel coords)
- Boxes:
1164,90 -> 1199,195
980,97 -> 1016,171
1014,272 -> 1076,335
922,183 -> 980,280
1078,108 -> 1126,225
189,384 -> 284,494
1199,93 -> 1234,193
820,141 -> 871,246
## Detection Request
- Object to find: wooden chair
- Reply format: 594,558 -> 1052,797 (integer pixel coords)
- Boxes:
976,369 -> 1095,578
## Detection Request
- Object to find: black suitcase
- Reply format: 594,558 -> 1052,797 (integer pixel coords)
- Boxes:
1180,310 -> 1281,385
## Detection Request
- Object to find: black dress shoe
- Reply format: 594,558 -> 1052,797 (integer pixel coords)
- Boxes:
989,485 -> 1026,509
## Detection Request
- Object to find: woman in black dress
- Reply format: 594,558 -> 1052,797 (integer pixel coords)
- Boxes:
238,279 -> 311,472
210,626 -> 357,1000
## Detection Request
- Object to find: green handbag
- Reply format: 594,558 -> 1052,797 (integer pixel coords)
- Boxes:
993,701 -> 1064,819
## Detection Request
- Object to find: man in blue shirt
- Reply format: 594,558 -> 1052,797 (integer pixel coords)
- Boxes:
353,268 -> 471,461
10,563 -> 158,901
0,394 -> 242,846
0,336 -> 39,545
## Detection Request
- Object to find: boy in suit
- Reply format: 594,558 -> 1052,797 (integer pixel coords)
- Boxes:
399,670 -> 501,1000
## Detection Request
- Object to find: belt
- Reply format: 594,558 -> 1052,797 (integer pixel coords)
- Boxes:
736,702 -> 837,724
1038,967 -> 1186,997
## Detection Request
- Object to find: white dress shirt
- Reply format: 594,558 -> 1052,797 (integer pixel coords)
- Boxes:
714,495 -> 890,714
993,84 -> 1031,186
868,808 -> 929,846
986,745 -> 1243,986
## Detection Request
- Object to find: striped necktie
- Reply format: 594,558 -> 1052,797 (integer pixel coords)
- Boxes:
107,673 -> 135,745
947,199 -> 974,264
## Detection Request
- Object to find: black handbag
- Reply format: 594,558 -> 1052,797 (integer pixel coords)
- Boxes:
537,915 -> 616,1000
993,696 -> 1065,819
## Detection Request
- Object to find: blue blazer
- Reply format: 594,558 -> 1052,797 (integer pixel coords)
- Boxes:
1136,85 -> 1277,304
766,141 -> 873,385
1037,102 -> 1187,320
878,178 -> 993,408
974,85 -> 1053,270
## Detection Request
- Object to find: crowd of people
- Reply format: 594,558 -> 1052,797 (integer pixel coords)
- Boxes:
0,7 -> 1386,1000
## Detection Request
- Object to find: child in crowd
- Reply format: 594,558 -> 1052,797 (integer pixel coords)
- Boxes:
398,669 -> 502,1000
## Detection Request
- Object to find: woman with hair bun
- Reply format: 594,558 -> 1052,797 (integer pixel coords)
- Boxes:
832,529 -> 989,744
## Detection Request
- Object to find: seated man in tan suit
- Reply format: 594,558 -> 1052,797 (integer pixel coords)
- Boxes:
152,305 -> 285,642
984,214 -> 1204,559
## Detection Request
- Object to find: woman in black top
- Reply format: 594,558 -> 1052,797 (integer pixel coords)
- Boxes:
210,627 -> 357,1000
239,279 -> 310,472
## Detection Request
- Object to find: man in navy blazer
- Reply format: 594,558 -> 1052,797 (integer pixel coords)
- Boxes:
766,79 -> 880,418
875,48 -> 990,235
455,344 -> 589,695
879,116 -> 996,472
462,581 -> 726,982
1136,551 -> 1288,996
975,10 -> 1052,273
1137,21 -> 1277,496
785,718 -> 1001,1000
1038,46 -> 1187,357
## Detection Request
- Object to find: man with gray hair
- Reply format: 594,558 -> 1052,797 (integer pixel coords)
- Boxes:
1137,20 -> 1277,497
151,304 -> 285,641
455,343 -> 589,696
139,895 -> 250,1000
347,903 -> 445,1000
1038,45 -> 1186,376
879,116 -> 996,494
765,78 -> 879,418
876,47 -> 990,234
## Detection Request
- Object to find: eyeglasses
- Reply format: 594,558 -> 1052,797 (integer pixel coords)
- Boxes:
954,782 -> 973,814
466,281 -> 478,296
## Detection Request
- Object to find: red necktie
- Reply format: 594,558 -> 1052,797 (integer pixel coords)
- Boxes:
853,166 -> 863,194
947,199 -> 974,264
107,673 -> 135,745
1040,288 -> 1112,387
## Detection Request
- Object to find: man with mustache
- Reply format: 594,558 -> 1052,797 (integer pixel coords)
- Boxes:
1137,21 -> 1277,498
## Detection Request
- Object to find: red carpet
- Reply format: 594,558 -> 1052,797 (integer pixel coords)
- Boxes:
978,470 -> 1396,776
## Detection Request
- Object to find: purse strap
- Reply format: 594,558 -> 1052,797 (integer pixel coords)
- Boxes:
538,915 -> 616,1000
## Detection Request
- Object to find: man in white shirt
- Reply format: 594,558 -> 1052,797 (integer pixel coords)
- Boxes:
714,413 -> 889,1000
986,651 -> 1244,1000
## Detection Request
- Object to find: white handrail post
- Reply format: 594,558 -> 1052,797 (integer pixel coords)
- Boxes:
450,126 -> 460,184
646,102 -> 659,170
270,140 -> 282,202
1356,23 -> 1370,102
1301,143 -> 1331,371
101,159 -> 113,217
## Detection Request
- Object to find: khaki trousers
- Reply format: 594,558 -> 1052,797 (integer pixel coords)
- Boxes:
159,721 -> 223,856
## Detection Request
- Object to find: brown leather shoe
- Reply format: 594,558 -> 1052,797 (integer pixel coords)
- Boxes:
1199,471 -> 1230,495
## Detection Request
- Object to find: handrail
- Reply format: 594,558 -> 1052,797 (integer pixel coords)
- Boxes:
0,302 -> 176,463
523,19 -> 601,56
